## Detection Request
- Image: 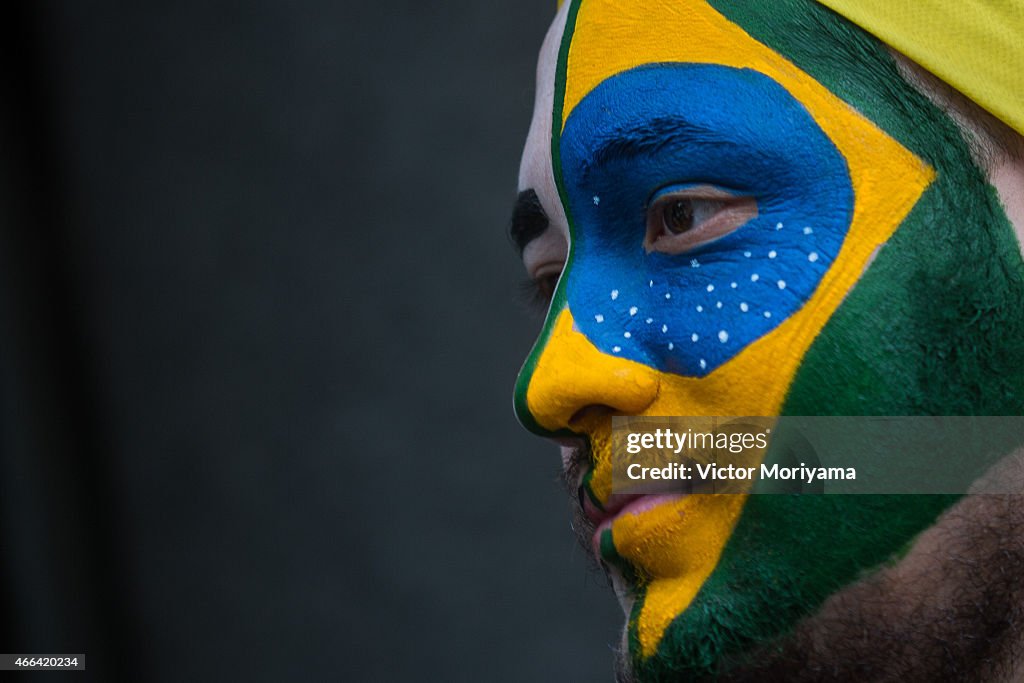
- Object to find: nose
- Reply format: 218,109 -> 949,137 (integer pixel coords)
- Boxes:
515,306 -> 660,436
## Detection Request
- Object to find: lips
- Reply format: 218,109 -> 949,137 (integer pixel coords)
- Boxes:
580,480 -> 689,562
581,489 -> 643,528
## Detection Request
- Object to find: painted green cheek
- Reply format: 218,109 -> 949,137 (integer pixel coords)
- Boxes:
625,2 -> 1024,680
632,176 -> 1024,682
633,494 -> 957,680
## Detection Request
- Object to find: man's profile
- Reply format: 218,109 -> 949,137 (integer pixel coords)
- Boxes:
511,1 -> 1024,680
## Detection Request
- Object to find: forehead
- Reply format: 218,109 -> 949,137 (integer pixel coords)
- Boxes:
557,0 -> 851,140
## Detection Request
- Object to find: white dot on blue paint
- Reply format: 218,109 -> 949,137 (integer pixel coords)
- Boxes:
691,259 -> 700,268
645,317 -> 653,324
764,311 -> 772,318
696,305 -> 703,312
613,345 -> 622,353
665,293 -> 672,300
700,359 -> 707,369
744,251 -> 752,258
777,280 -> 786,290
707,284 -> 714,293
668,342 -> 674,350
751,273 -> 760,282
718,330 -> 729,343
661,324 -> 668,333
740,302 -> 749,312
768,250 -> 777,259
716,301 -> 723,309
611,289 -> 619,300
595,314 -> 604,323
691,333 -> 699,342
808,252 -> 819,263
803,226 -> 813,235
776,222 -> 784,230
629,306 -> 638,316
730,282 -> 737,289
624,332 -> 631,339
592,195 -> 600,205
649,280 -> 654,287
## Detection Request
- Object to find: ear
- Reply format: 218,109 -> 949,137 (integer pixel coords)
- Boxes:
988,159 -> 1024,253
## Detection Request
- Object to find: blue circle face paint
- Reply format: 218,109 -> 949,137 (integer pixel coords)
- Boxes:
560,64 -> 854,376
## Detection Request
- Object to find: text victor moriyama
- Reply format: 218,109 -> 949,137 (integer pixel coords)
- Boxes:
626,462 -> 856,482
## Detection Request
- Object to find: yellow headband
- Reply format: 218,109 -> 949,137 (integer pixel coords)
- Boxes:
817,0 -> 1024,137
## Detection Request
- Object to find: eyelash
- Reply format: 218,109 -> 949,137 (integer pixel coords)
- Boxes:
518,271 -> 561,313
645,187 -> 757,254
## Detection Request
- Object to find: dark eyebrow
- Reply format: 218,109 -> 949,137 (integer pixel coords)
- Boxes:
589,117 -> 731,171
508,189 -> 549,256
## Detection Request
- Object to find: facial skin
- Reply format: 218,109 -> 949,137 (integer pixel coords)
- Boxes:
512,1 -> 1024,681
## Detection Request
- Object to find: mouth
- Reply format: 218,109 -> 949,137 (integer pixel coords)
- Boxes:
581,485 -> 689,563
563,439 -> 691,566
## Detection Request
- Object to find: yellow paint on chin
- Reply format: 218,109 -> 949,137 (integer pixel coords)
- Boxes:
612,495 -> 746,655
525,0 -> 935,660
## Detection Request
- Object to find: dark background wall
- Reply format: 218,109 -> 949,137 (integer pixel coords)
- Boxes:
0,2 -> 620,680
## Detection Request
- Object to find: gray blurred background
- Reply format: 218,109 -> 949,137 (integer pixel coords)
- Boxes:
0,2 -> 621,680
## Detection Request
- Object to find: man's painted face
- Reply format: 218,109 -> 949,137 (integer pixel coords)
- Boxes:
514,0 -> 1024,680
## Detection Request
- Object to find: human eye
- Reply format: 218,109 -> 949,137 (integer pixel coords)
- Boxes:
644,185 -> 757,254
520,263 -> 563,312
518,217 -> 568,313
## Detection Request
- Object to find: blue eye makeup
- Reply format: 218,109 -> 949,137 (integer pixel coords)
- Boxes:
559,63 -> 854,376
